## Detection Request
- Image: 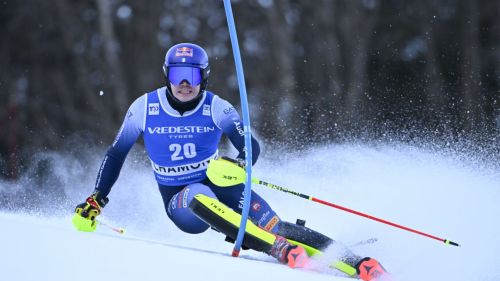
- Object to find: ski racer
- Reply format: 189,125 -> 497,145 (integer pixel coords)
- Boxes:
72,42 -> 387,281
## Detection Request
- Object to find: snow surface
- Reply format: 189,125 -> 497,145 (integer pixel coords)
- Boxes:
1,143 -> 499,281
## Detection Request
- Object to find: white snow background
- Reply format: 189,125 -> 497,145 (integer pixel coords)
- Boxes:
1,142 -> 499,281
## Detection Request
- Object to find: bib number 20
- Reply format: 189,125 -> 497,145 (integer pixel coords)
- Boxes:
170,143 -> 197,161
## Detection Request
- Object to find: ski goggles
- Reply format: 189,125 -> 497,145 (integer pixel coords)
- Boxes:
168,66 -> 202,86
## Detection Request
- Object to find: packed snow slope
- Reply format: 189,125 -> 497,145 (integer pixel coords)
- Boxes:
1,143 -> 499,281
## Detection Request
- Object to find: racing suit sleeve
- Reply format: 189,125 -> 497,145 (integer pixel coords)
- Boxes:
93,95 -> 145,197
212,96 -> 260,165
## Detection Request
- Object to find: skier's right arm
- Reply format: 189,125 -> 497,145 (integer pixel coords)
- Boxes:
74,95 -> 145,224
93,95 -> 145,198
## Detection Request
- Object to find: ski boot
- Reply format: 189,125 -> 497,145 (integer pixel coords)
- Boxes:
355,257 -> 389,281
269,235 -> 309,268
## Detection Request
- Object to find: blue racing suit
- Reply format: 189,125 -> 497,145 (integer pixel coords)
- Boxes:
93,87 -> 282,234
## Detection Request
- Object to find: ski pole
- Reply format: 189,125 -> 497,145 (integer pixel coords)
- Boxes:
97,220 -> 126,235
254,178 -> 460,246
72,214 -> 126,234
206,157 -> 460,247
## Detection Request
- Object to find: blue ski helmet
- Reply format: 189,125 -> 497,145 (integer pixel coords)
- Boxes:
163,43 -> 210,94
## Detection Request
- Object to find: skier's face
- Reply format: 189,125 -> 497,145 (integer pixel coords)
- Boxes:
170,81 -> 201,102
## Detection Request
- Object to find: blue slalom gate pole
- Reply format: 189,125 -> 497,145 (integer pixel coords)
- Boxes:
222,0 -> 253,257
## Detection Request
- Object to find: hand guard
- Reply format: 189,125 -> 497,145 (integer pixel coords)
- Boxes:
207,157 -> 246,187
72,191 -> 109,232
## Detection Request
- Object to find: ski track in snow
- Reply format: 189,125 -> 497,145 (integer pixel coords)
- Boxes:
1,143 -> 499,281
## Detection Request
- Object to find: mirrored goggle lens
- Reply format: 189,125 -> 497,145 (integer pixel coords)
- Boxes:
168,66 -> 202,86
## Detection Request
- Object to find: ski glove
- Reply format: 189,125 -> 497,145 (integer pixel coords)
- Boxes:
220,156 -> 246,168
72,191 -> 109,232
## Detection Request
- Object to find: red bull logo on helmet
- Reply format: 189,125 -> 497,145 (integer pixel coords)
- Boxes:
175,47 -> 193,57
